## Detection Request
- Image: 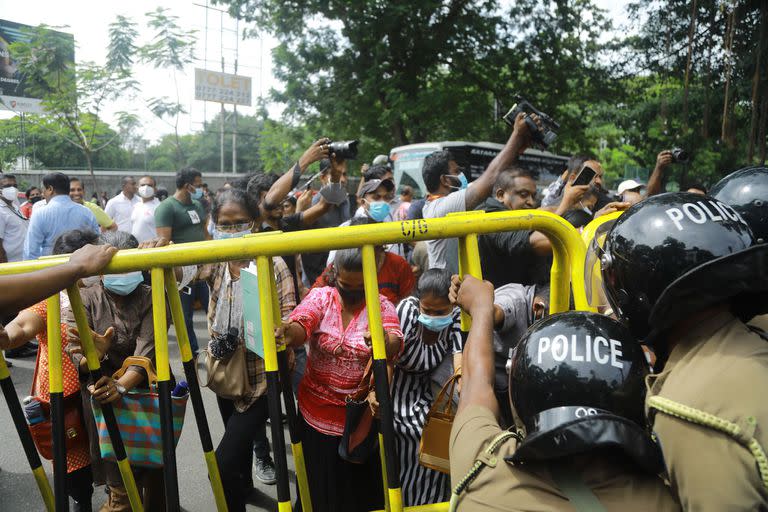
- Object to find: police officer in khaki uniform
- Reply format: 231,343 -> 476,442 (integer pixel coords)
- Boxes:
447,276 -> 679,511
600,192 -> 768,510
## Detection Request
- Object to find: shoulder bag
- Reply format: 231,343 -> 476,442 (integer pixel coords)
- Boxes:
419,367 -> 461,473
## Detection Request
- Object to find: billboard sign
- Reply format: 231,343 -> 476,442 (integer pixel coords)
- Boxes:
0,19 -> 75,114
194,68 -> 252,106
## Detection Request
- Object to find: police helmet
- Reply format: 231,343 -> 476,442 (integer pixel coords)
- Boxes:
508,311 -> 663,473
710,166 -> 768,243
600,192 -> 768,345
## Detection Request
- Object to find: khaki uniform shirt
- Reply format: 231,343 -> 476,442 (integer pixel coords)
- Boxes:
646,312 -> 768,511
449,405 -> 679,511
750,314 -> 768,332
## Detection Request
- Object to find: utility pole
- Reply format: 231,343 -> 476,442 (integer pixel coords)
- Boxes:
220,54 -> 225,174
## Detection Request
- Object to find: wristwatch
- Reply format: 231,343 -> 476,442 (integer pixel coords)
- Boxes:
115,383 -> 127,396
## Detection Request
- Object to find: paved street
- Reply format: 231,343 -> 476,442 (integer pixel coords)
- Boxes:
0,311 -> 294,511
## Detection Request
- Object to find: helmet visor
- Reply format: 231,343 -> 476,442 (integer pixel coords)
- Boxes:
584,220 -> 616,311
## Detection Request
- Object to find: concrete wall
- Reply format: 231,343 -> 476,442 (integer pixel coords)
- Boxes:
7,169 -> 244,197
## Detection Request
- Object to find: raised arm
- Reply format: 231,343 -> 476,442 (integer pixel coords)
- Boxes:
264,138 -> 330,209
449,275 -> 499,417
464,113 -> 535,210
0,244 -> 117,317
646,150 -> 673,197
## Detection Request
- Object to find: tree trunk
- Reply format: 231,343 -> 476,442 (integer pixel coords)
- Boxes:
390,118 -> 409,147
721,4 -> 737,146
84,150 -> 98,202
748,5 -> 767,162
683,0 -> 698,126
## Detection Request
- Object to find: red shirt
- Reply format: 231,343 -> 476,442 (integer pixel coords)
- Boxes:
289,286 -> 403,436
312,251 -> 415,305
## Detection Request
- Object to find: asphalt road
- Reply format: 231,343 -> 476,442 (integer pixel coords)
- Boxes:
0,311 -> 295,511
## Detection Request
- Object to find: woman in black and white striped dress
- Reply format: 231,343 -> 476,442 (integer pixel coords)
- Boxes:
392,269 -> 462,506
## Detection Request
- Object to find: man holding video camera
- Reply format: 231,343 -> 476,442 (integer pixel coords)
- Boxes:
421,113 -> 539,273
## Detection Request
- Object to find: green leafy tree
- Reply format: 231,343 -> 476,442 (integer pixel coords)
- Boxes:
140,7 -> 197,169
8,19 -> 139,192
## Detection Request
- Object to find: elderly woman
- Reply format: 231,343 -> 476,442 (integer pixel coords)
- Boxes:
65,230 -> 163,512
279,248 -> 403,512
392,268 -> 462,506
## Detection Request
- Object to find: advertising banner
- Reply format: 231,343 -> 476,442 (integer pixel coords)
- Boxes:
0,19 -> 75,114
194,68 -> 252,106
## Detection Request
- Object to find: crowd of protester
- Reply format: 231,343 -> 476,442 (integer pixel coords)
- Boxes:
0,110 -> 766,512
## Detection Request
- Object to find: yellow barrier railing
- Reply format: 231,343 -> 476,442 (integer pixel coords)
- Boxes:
0,210 -> 587,512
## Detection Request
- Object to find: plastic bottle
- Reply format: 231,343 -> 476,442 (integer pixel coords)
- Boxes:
22,396 -> 46,425
172,381 -> 189,397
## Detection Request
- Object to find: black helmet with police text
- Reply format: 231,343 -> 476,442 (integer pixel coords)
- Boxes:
600,192 -> 768,345
507,311 -> 663,474
710,166 -> 768,243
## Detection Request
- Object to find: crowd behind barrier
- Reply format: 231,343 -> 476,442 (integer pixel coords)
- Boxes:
0,122 -> 766,512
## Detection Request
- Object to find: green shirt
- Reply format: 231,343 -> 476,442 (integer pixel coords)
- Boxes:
154,196 -> 207,244
82,200 -> 114,229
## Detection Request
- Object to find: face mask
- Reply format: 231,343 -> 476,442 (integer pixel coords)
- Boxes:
367,200 -> 391,222
446,173 -> 468,191
103,271 -> 144,296
138,185 -> 155,199
2,187 -> 18,202
30,196 -> 43,204
336,284 -> 366,305
191,187 -> 204,200
213,228 -> 252,240
418,312 -> 454,332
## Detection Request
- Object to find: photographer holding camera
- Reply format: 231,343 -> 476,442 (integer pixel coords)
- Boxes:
646,148 -> 695,197
422,112 -> 539,273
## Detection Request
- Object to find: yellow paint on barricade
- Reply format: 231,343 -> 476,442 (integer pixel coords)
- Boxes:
0,210 -> 587,310
578,211 -> 623,312
46,295 -> 63,395
0,210 -> 587,512
164,269 -> 229,512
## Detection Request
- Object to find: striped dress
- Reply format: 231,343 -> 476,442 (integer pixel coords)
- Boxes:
393,297 -> 462,506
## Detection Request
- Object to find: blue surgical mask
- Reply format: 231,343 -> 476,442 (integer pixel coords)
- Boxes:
103,271 -> 144,296
214,228 -> 252,240
367,201 -> 391,222
191,187 -> 204,200
418,312 -> 454,332
446,173 -> 468,191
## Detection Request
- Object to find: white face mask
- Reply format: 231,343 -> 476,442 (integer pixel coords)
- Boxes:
138,185 -> 155,199
2,187 -> 18,202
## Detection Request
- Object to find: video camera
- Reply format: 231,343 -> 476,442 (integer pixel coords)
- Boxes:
328,140 -> 360,160
502,96 -> 559,148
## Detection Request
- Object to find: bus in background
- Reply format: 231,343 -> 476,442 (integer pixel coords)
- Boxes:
390,141 -> 569,198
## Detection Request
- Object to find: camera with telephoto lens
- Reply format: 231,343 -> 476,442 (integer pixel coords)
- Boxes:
671,147 -> 690,163
328,140 -> 360,160
502,96 -> 560,148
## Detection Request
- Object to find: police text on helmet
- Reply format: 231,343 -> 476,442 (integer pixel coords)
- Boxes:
537,335 -> 624,369
664,199 -> 744,231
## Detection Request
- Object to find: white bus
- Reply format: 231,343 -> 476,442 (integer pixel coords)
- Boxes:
390,141 -> 569,197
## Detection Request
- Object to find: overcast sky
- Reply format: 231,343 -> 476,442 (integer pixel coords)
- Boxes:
1,0 -> 629,143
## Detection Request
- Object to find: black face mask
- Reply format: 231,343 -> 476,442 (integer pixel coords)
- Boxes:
29,196 -> 42,204
336,284 -> 366,305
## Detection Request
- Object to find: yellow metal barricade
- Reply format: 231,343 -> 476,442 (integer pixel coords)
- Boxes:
578,211 -> 623,313
0,210 -> 586,512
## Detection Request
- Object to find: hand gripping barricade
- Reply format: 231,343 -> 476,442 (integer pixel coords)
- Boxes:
0,209 -> 588,512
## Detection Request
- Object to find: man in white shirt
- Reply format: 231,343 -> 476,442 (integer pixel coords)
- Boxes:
130,175 -> 161,243
421,113 -> 536,273
0,174 -> 28,263
104,176 -> 139,232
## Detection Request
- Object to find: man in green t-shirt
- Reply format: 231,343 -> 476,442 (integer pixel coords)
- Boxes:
69,178 -> 117,231
155,167 -> 209,353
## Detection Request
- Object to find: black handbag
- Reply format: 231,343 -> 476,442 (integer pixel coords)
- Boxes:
338,358 -> 379,464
